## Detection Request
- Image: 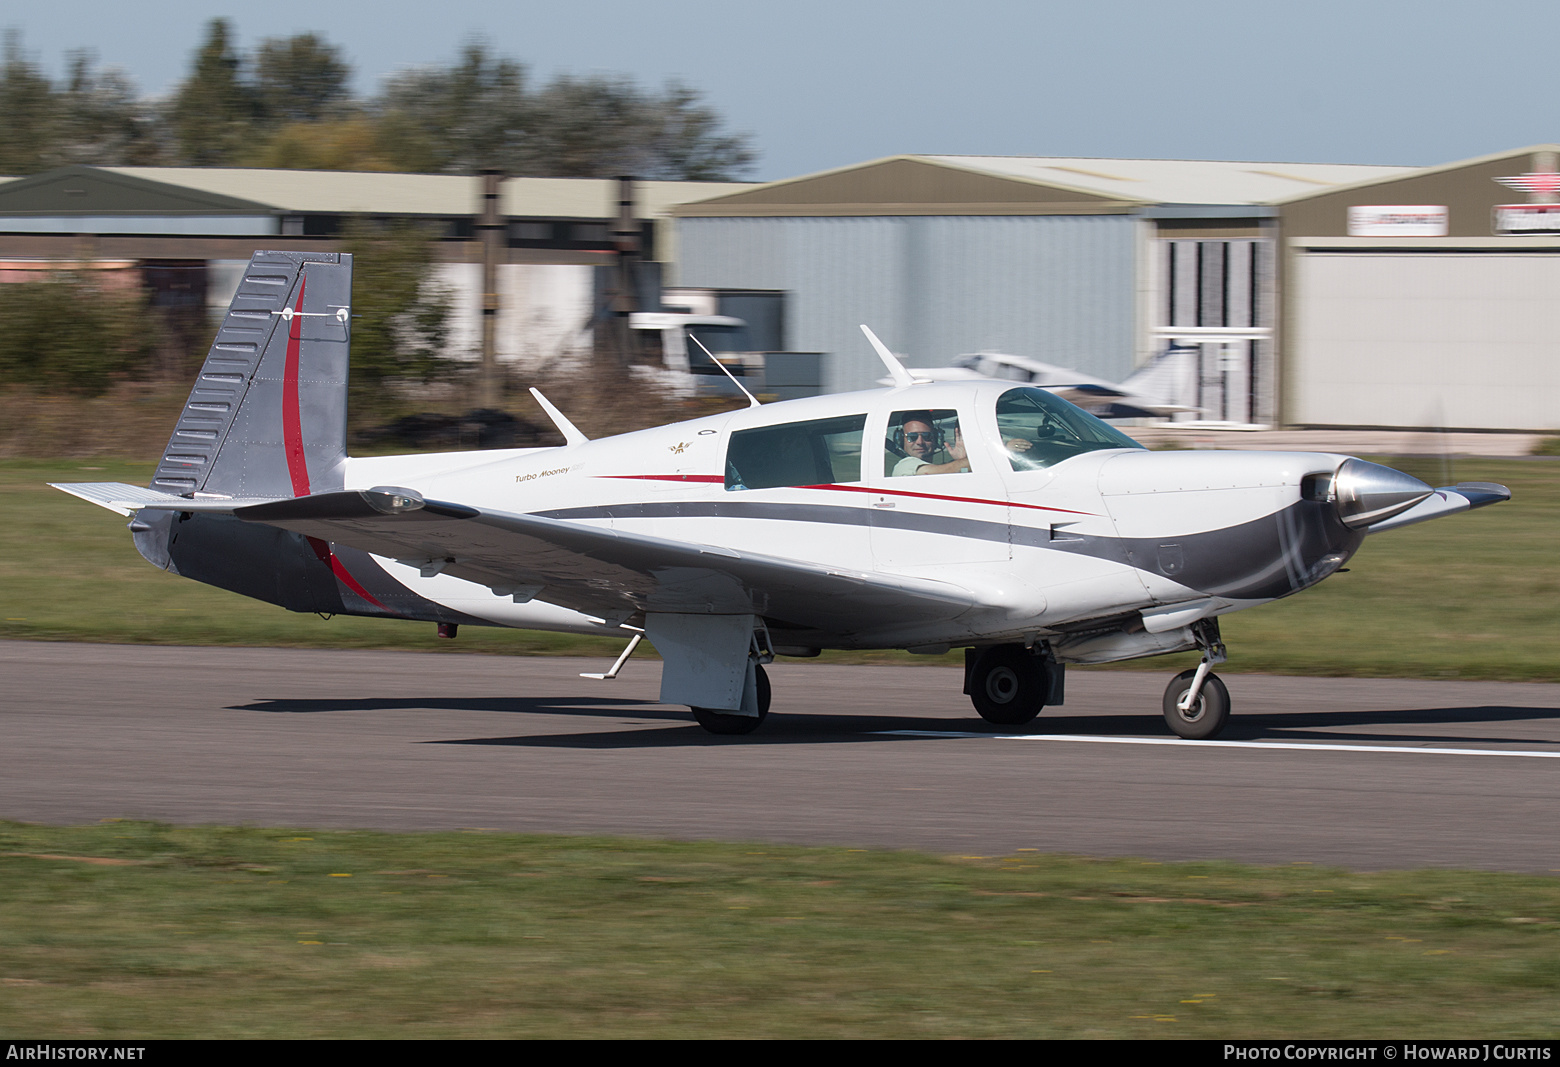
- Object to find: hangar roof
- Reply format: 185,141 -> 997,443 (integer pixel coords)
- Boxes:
107,168 -> 750,218
927,155 -> 1414,206
672,154 -> 1415,217
1264,142 -> 1560,204
0,165 -> 753,220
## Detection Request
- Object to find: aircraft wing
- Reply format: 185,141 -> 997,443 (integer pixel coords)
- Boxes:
234,488 -> 978,631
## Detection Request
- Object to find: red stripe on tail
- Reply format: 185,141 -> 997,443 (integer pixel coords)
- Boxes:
281,278 -> 310,497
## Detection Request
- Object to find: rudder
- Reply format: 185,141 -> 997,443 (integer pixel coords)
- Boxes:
151,250 -> 352,499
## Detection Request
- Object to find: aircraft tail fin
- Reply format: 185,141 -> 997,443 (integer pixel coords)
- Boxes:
150,250 -> 352,499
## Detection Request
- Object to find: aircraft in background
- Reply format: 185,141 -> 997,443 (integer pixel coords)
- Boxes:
54,251 -> 1509,739
903,347 -> 1199,419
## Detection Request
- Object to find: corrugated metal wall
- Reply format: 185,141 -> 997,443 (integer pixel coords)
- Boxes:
677,215 -> 1140,394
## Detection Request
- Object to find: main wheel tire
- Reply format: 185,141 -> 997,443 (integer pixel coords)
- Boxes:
968,646 -> 1045,726
692,664 -> 770,735
1162,669 -> 1230,739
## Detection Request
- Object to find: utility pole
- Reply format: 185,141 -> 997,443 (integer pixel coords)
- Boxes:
477,168 -> 505,409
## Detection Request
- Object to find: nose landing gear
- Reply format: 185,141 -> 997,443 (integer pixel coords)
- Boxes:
1163,620 -> 1229,739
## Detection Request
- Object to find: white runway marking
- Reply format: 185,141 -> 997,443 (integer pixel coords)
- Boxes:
874,731 -> 1560,758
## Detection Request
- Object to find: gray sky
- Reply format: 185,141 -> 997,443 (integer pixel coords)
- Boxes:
7,0 -> 1552,181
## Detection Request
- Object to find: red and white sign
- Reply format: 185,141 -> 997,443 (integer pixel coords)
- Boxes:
1494,204 -> 1560,234
1347,205 -> 1448,237
1494,172 -> 1560,196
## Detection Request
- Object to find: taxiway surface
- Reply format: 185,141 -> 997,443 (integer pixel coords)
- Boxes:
4,641 -> 1558,873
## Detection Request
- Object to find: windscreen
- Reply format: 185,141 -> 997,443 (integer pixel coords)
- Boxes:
995,387 -> 1144,471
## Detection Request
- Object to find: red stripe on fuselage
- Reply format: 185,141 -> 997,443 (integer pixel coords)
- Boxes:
305,535 -> 399,615
801,482 -> 1094,516
599,474 -> 726,483
595,474 -> 1094,516
281,278 -> 310,498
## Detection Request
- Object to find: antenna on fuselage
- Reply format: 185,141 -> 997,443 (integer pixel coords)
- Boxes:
688,333 -> 761,408
528,387 -> 590,447
860,325 -> 926,387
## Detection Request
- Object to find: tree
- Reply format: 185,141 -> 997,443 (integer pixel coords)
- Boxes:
255,33 -> 351,125
526,75 -> 754,180
376,41 -> 529,174
640,81 -> 755,182
0,27 -> 756,179
373,40 -> 755,179
521,74 -> 644,178
0,31 -> 60,174
170,19 -> 257,165
242,116 -> 402,172
55,51 -> 160,166
340,221 -> 456,420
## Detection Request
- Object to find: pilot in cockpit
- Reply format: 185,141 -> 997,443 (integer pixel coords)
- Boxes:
888,411 -> 970,476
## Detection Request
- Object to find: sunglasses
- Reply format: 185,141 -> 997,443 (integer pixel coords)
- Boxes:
904,431 -> 937,441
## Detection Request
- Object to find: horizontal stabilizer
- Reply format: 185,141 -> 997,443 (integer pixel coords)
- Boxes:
49,482 -> 281,517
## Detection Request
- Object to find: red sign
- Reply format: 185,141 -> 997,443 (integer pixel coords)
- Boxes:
1494,172 -> 1560,195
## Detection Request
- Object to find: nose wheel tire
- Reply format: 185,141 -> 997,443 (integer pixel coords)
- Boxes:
968,646 -> 1046,726
692,664 -> 771,735
1162,669 -> 1230,739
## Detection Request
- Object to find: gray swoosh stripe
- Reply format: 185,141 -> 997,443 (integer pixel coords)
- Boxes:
534,497 -> 1362,601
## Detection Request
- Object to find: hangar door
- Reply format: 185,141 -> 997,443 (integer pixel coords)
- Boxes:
1290,250 -> 1560,430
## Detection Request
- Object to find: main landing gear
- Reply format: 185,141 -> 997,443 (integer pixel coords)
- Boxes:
1162,620 -> 1230,739
692,663 -> 770,735
965,645 -> 1064,726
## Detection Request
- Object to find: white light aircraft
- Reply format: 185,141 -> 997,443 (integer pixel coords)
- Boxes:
900,348 -> 1199,419
54,252 -> 1510,738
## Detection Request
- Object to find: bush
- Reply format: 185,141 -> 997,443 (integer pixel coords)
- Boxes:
341,220 -> 457,424
0,274 -> 154,396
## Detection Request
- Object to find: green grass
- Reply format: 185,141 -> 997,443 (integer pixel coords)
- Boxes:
1,821 -> 1556,1038
4,457 -> 1557,679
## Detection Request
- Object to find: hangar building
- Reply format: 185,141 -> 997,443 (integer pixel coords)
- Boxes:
6,148 -> 1560,431
670,154 -> 1411,417
0,165 -> 750,368
1277,144 -> 1560,432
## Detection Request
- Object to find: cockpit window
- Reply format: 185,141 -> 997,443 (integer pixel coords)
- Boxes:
996,387 -> 1144,471
885,409 -> 969,477
725,413 -> 865,491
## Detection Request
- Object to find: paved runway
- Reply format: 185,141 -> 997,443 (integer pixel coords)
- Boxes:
4,641 -> 1558,873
